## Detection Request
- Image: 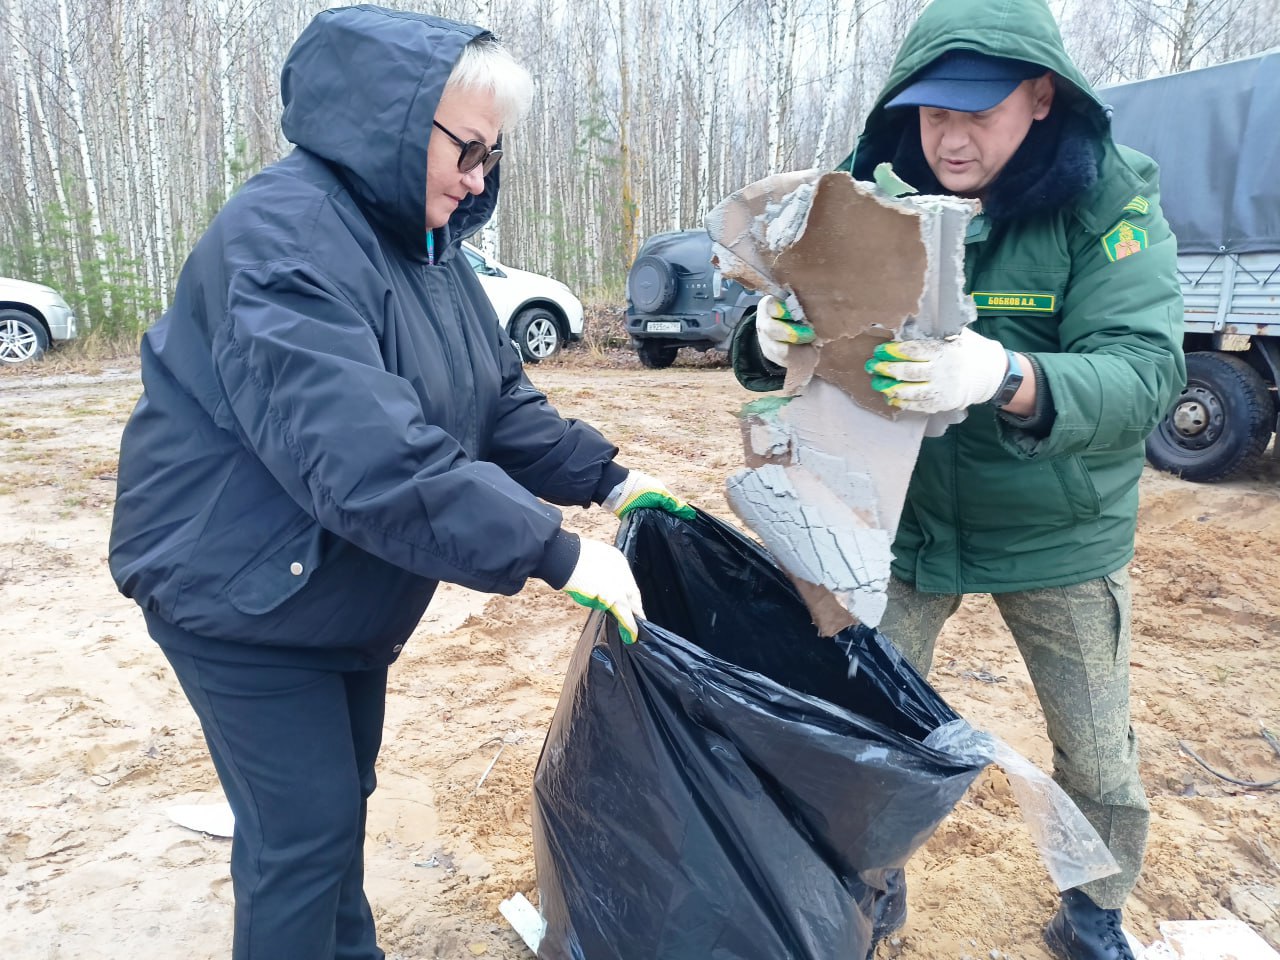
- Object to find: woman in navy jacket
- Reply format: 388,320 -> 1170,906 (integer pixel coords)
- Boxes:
109,7 -> 685,957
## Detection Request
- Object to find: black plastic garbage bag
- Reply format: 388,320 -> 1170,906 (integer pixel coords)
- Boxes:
532,509 -> 987,960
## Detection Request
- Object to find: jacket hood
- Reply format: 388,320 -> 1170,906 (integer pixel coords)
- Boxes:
847,0 -> 1110,183
280,5 -> 498,259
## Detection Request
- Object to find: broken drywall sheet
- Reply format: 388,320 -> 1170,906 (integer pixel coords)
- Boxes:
725,458 -> 892,630
1140,917 -> 1280,960
706,170 -> 978,635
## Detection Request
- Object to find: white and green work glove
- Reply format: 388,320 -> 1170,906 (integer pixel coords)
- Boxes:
754,294 -> 814,368
865,327 -> 1011,414
562,538 -> 646,644
603,470 -> 695,521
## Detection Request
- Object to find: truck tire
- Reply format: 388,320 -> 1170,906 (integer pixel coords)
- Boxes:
628,256 -> 679,313
637,339 -> 679,369
1145,351 -> 1274,482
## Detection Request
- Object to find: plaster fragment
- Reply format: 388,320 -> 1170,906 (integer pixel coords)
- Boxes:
708,171 -> 978,633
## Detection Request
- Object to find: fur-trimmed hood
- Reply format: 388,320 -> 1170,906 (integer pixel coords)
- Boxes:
844,0 -> 1113,221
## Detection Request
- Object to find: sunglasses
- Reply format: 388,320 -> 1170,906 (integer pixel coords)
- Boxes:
432,120 -> 502,175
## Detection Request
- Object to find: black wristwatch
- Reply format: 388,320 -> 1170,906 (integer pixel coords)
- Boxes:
989,350 -> 1024,407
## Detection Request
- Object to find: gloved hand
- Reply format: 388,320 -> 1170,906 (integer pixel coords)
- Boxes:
562,538 -> 645,644
754,294 -> 814,368
865,327 -> 1010,414
603,470 -> 695,521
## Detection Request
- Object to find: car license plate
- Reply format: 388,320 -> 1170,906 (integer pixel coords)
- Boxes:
646,321 -> 681,333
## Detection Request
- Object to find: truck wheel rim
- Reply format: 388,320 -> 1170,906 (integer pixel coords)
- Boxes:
1170,386 -> 1222,449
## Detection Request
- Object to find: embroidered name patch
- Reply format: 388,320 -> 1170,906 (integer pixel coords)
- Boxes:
972,292 -> 1056,312
1102,220 -> 1148,262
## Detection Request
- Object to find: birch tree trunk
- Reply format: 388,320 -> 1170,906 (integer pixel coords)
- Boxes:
217,0 -> 236,203
693,0 -> 716,224
58,0 -> 111,319
672,0 -> 685,231
26,63 -> 83,298
8,0 -> 42,262
618,0 -> 639,263
141,21 -> 172,294
766,0 -> 789,174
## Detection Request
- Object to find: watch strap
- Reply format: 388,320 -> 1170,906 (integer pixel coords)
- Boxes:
989,350 -> 1024,407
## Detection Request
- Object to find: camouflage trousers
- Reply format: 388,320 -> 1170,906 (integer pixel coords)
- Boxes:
879,568 -> 1148,910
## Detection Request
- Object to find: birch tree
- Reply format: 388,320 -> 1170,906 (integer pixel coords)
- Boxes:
765,0 -> 788,174
20,12 -> 83,297
618,0 -> 639,263
58,0 -> 111,318
6,0 -> 41,260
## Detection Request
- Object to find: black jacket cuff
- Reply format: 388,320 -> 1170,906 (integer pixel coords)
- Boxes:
535,529 -> 581,590
592,460 -> 629,504
730,315 -> 786,393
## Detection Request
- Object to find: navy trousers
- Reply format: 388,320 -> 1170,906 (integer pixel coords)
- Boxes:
163,648 -> 388,960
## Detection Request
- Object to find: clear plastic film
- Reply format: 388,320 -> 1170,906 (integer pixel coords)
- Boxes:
924,719 -> 1121,891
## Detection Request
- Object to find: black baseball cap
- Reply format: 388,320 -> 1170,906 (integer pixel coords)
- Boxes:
885,50 -> 1048,112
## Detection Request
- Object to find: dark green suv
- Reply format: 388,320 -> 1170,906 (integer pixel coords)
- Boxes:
624,229 -> 761,369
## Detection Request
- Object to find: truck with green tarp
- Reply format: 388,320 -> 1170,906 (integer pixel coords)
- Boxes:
1104,50 -> 1279,481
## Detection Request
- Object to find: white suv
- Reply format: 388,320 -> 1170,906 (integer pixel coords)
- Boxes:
0,277 -> 78,364
462,243 -> 583,361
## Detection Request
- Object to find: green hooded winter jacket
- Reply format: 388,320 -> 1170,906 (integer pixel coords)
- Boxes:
735,0 -> 1185,594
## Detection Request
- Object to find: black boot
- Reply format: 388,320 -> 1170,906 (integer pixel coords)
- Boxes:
1044,889 -> 1135,960
865,869 -> 907,959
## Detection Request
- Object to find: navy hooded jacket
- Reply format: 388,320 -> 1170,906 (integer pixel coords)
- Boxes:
108,6 -> 624,667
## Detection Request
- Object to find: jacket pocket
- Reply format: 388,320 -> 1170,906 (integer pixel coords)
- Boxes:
1051,455 -> 1102,523
225,519 -> 324,615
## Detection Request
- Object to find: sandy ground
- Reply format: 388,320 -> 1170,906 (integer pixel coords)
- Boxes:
1,354 -> 1277,960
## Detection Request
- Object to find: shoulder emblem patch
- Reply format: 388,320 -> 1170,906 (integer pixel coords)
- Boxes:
1102,220 -> 1148,262
1122,195 -> 1150,216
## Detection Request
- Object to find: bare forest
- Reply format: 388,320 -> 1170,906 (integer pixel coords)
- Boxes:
2,0 -> 1279,342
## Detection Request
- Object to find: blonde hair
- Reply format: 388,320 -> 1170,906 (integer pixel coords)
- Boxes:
444,36 -> 533,130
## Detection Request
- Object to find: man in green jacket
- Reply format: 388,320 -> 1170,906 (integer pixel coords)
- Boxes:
731,0 -> 1185,957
